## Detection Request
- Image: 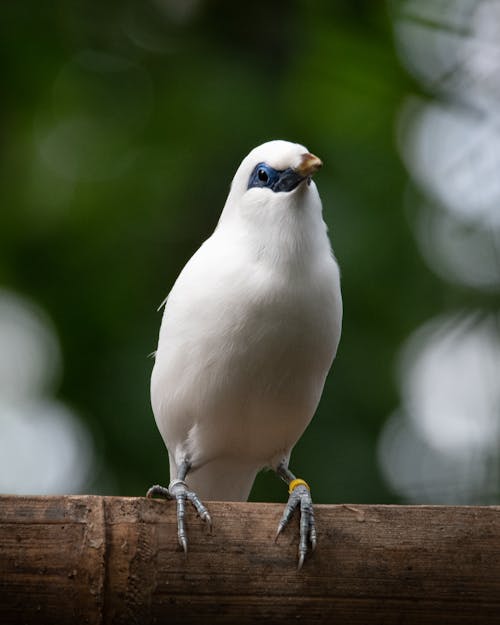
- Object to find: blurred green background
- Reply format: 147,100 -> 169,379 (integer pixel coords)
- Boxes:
2,1 -> 499,504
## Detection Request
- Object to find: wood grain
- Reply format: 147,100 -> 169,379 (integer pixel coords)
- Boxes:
1,496 -> 500,624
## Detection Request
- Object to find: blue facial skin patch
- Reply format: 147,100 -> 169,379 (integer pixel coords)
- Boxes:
247,162 -> 306,193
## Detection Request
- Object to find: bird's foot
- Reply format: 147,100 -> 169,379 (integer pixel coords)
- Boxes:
147,479 -> 212,553
275,479 -> 316,570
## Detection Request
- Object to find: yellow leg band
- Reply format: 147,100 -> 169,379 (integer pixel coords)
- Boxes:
288,478 -> 310,494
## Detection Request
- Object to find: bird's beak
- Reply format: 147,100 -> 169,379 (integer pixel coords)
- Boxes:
271,152 -> 323,193
294,153 -> 323,178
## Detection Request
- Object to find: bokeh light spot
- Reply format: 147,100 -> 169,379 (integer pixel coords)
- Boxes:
0,289 -> 96,494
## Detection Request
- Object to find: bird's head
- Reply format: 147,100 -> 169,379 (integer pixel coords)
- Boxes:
220,140 -> 323,225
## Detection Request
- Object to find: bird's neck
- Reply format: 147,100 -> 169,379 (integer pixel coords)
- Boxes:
222,207 -> 331,277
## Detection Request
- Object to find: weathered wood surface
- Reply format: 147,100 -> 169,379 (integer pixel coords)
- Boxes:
1,496 -> 499,624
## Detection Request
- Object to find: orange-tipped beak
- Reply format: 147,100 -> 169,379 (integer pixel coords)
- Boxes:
295,152 -> 323,177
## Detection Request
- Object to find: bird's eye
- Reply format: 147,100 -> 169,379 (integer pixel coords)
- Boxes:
248,162 -> 279,190
258,168 -> 269,183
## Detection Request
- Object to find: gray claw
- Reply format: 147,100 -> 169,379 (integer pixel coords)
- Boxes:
186,489 -> 212,534
276,484 -> 316,568
202,511 -> 213,534
179,536 -> 188,555
147,480 -> 211,553
176,490 -> 188,552
146,484 -> 171,499
274,524 -> 284,542
297,552 -> 305,571
310,523 -> 317,551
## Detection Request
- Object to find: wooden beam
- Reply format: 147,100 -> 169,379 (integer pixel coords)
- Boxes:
1,496 -> 499,624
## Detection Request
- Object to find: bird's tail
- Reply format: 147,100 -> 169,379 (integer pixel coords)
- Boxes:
183,458 -> 258,502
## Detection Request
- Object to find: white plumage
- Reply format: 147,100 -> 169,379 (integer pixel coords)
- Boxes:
149,140 -> 342,563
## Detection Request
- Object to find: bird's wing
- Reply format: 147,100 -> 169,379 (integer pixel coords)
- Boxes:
157,293 -> 169,311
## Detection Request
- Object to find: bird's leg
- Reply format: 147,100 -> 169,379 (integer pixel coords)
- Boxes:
274,461 -> 317,569
147,460 -> 212,554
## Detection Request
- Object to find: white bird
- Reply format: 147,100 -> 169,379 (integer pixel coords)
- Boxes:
148,140 -> 342,567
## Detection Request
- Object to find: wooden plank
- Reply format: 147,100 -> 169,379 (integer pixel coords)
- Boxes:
1,496 -> 500,624
0,496 -> 106,624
